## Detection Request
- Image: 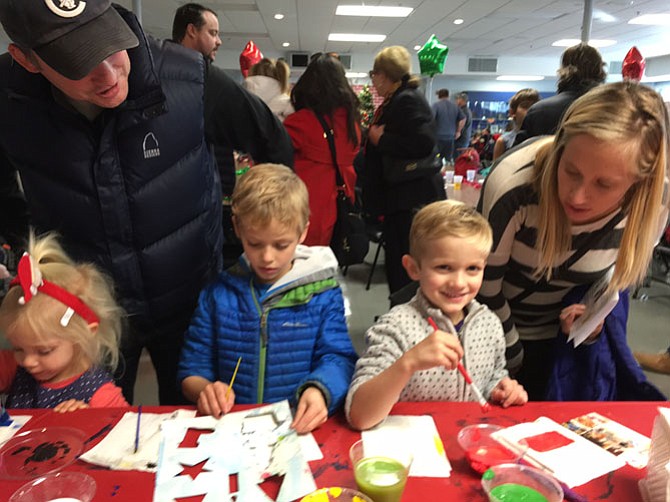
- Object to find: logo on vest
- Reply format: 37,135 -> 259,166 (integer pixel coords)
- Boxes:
45,0 -> 87,18
143,132 -> 161,159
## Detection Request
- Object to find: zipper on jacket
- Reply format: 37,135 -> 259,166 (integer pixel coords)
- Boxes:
257,311 -> 268,404
250,280 -> 269,404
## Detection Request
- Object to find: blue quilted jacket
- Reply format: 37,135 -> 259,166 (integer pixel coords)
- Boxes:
178,246 -> 357,413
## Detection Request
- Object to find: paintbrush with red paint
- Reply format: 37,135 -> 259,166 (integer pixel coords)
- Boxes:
428,317 -> 490,412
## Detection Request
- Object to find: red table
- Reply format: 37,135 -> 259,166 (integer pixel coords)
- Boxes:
0,401 -> 665,501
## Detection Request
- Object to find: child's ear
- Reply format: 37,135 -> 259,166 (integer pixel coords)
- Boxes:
87,322 -> 99,335
402,254 -> 421,280
298,222 -> 309,244
232,215 -> 241,239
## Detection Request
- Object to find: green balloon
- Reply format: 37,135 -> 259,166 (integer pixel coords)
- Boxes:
418,34 -> 449,77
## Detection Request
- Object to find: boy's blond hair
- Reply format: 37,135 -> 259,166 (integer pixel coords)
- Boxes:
409,200 -> 493,261
0,233 -> 123,371
231,163 -> 309,235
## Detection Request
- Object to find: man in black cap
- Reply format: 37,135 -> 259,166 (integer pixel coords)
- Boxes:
0,0 -> 292,405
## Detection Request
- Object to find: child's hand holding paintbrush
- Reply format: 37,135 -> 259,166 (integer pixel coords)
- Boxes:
428,318 -> 528,410
183,357 -> 241,417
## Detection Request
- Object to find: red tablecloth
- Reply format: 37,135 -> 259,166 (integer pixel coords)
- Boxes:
0,401 -> 666,501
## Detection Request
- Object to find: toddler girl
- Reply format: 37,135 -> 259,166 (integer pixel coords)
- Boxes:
0,234 -> 128,411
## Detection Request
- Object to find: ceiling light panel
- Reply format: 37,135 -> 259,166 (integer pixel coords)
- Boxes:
336,5 -> 413,17
629,14 -> 670,26
328,33 -> 387,42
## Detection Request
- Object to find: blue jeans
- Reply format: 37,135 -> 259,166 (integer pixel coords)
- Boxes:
437,138 -> 455,163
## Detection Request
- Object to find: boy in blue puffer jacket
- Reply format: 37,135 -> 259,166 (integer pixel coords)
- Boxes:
178,164 -> 357,433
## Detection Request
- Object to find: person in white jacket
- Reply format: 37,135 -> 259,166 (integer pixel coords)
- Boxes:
244,58 -> 294,122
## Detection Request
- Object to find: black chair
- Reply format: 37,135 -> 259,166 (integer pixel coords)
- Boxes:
364,222 -> 384,290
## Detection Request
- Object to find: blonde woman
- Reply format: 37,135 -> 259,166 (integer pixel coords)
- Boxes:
243,58 -> 294,121
363,46 -> 444,294
477,81 -> 669,399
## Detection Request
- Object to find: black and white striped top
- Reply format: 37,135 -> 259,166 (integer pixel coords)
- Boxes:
477,138 -> 625,369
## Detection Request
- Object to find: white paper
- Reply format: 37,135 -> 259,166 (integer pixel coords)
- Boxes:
0,415 -> 32,447
492,416 -> 626,487
153,400 -> 318,502
362,415 -> 451,478
569,267 -> 618,347
562,411 -> 651,468
80,409 -> 196,472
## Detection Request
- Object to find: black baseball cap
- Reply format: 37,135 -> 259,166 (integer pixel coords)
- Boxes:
0,0 -> 139,80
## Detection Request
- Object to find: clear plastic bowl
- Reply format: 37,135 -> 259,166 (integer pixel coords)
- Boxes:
481,463 -> 564,502
457,424 -> 526,474
9,471 -> 96,502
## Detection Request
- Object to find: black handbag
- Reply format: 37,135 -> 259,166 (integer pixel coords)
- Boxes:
315,113 -> 369,266
382,147 -> 442,184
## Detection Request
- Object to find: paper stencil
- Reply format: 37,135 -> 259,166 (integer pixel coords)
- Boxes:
153,400 -> 318,502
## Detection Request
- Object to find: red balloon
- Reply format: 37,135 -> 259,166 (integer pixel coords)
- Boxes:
622,46 -> 645,82
240,40 -> 263,77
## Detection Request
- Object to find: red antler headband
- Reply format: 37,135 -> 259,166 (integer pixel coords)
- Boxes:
9,253 -> 99,327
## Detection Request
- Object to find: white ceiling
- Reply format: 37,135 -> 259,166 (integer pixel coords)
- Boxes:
2,0 -> 669,76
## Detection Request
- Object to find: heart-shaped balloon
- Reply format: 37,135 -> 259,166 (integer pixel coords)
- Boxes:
621,46 -> 645,82
418,34 -> 449,77
240,40 -> 263,77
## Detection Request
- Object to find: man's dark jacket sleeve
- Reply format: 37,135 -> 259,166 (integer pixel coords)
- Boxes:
203,65 -> 293,192
0,148 -> 29,249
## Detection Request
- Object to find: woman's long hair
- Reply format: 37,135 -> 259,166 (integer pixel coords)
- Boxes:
532,81 -> 669,294
290,53 -> 360,146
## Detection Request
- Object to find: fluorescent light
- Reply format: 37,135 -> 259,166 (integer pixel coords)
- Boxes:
282,42 -> 290,47
593,9 -> 616,23
629,13 -> 670,25
346,72 -> 368,78
642,74 -> 670,83
552,39 -> 616,48
274,13 -> 284,20
496,75 -> 545,81
328,33 -> 386,42
336,5 -> 413,17
413,45 -> 421,51
453,18 -> 464,25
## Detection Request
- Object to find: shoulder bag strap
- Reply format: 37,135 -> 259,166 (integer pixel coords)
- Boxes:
315,112 -> 345,188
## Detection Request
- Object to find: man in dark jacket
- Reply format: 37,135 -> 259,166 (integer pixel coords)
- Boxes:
513,43 -> 606,146
0,0 -> 292,405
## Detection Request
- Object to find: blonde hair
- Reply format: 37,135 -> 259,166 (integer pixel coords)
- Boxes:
532,81 -> 670,293
231,164 -> 309,235
410,200 -> 493,261
373,46 -> 422,88
0,233 -> 123,370
249,58 -> 291,95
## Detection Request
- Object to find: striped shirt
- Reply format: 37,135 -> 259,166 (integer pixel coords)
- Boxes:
477,137 -> 625,369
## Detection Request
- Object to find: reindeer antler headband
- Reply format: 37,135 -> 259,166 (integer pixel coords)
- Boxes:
9,253 -> 99,327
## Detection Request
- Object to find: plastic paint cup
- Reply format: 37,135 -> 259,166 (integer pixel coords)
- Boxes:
489,483 -> 549,502
457,424 -> 526,474
481,463 -> 563,502
453,175 -> 463,190
467,169 -> 477,182
444,170 -> 455,184
350,440 -> 412,502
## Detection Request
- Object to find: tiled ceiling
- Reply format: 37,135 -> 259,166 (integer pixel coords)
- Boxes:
1,0 -> 668,63
130,0 -> 670,61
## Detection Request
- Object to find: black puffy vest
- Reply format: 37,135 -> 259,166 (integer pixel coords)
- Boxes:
0,9 -> 222,328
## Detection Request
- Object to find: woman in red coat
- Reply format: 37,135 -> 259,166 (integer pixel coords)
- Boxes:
284,54 -> 361,247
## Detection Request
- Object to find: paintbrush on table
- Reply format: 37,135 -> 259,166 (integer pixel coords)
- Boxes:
134,405 -> 142,454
